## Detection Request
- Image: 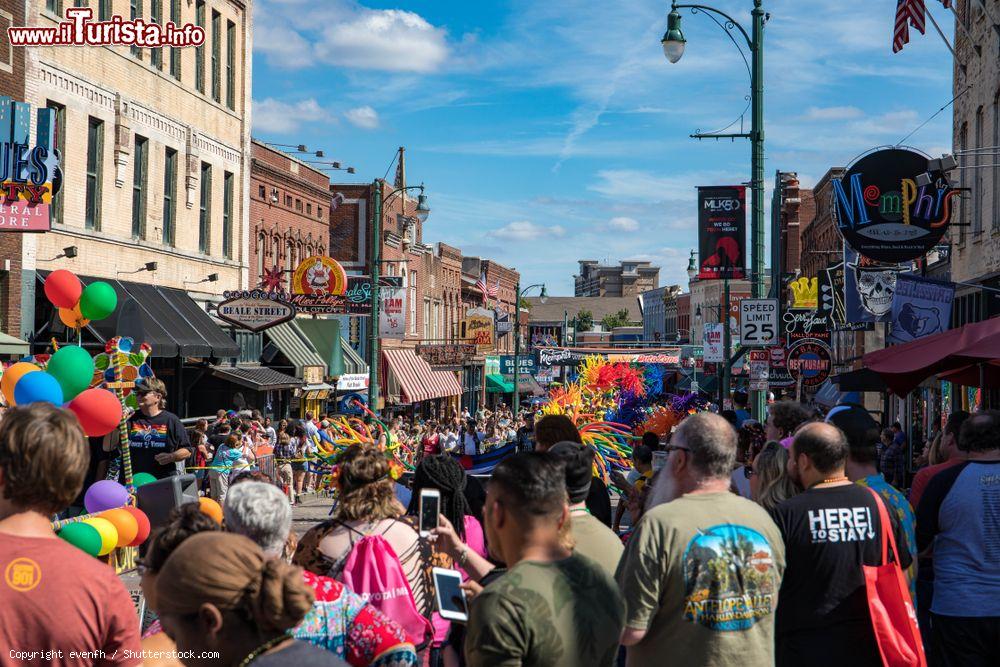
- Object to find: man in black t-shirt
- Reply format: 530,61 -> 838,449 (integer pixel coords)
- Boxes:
108,378 -> 190,480
773,422 -> 912,667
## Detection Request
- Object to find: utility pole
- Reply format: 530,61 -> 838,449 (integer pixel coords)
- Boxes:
367,183 -> 383,413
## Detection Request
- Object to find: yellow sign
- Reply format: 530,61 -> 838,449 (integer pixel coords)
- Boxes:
291,256 -> 348,296
789,277 -> 818,309
464,307 -> 495,351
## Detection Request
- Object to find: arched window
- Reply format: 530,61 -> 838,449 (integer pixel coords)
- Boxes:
975,106 -> 984,235
286,239 -> 295,271
273,236 -> 281,271
256,233 -> 265,277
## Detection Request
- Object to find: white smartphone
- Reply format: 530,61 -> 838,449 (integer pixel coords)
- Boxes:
432,567 -> 469,622
419,488 -> 441,537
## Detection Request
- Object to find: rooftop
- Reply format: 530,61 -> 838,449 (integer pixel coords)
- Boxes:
525,296 -> 642,323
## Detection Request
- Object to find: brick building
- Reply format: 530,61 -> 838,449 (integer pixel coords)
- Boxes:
0,0 -> 26,338
249,140 -> 330,288
799,168 -> 845,282
575,259 -> 659,297
775,172 -> 815,279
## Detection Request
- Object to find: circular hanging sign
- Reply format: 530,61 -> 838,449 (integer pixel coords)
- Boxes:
291,256 -> 347,296
833,148 -> 956,263
786,340 -> 832,389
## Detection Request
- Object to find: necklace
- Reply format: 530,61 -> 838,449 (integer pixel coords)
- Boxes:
811,476 -> 849,488
570,507 -> 591,515
237,634 -> 290,667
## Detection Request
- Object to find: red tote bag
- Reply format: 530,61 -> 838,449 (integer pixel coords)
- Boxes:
864,488 -> 927,667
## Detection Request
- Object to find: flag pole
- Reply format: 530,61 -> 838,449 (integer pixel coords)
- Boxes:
927,6 -> 956,55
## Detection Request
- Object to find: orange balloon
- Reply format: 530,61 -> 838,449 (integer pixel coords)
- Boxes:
58,305 -> 90,329
99,508 -> 139,548
1,362 -> 41,406
198,497 -> 224,524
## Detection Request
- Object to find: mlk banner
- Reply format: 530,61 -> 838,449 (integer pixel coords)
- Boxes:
888,274 -> 955,344
698,186 -> 746,280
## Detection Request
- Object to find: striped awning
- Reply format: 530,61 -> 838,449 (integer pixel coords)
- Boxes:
383,348 -> 463,404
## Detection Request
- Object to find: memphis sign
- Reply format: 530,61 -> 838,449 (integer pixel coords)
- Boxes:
0,97 -> 62,232
833,147 -> 955,264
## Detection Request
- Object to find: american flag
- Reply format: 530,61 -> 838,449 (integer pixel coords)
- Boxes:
475,272 -> 489,302
487,279 -> 500,298
938,0 -> 952,8
893,0 -> 926,53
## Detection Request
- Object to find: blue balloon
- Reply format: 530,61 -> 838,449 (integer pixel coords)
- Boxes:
14,371 -> 64,406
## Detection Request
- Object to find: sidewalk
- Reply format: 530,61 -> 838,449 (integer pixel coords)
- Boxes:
291,492 -> 335,537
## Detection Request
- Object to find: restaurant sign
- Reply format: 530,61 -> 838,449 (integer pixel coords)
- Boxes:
416,343 -> 477,366
218,290 -> 295,332
0,98 -> 62,232
287,256 -> 372,315
464,307 -> 495,351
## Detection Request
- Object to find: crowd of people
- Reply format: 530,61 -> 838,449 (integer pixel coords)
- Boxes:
0,391 -> 997,666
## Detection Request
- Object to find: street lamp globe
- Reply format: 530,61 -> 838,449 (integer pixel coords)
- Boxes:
661,9 -> 686,63
415,191 -> 431,223
539,285 -> 548,304
686,249 -> 698,281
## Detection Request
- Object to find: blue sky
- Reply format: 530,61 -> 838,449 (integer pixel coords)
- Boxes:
252,0 -> 953,295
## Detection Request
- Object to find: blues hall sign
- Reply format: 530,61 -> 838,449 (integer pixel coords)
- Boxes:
833,148 -> 955,264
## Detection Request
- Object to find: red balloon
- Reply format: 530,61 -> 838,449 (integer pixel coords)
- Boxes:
44,270 -> 83,309
67,388 -> 123,437
122,506 -> 151,547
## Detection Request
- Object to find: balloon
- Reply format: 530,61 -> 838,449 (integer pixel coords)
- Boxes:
99,508 -> 139,548
13,371 -> 63,406
58,521 -> 102,557
79,282 -> 117,321
58,304 -> 90,329
83,479 -> 129,514
198,497 -> 224,524
44,269 -> 82,309
68,388 -> 123,437
123,506 -> 151,547
47,345 -> 95,401
1,362 -> 40,405
82,517 -> 118,556
132,472 -> 157,488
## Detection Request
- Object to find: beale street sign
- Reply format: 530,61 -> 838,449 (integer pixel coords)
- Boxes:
218,290 -> 295,332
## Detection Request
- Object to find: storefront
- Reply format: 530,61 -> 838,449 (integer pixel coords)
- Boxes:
382,347 -> 463,419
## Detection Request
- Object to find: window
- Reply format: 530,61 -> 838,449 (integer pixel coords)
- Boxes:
150,1 -> 162,69
163,148 -> 177,246
975,106 -> 984,235
223,171 -> 233,259
295,198 -> 302,212
46,101 -> 66,226
306,203 -> 312,215
994,98 -> 1000,233
199,162 -> 211,253
85,117 -> 103,230
73,1 -> 86,7
46,1 -> 62,14
195,1 -> 205,93
131,135 -> 148,238
169,0 -> 181,79
130,0 -> 142,59
959,122 -> 967,244
226,20 -> 236,109
256,235 -> 264,277
423,299 -> 431,340
272,237 -> 281,271
258,184 -> 265,199
410,271 -> 418,335
317,206 -> 323,218
99,0 -> 111,20
211,10 -> 221,102
284,194 -> 292,207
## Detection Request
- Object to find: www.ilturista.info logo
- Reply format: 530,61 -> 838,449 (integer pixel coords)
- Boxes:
7,8 -> 205,48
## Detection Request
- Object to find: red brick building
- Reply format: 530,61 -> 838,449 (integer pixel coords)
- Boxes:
0,1 -> 26,337
799,168 -> 846,282
776,173 -> 815,279
249,141 -> 331,289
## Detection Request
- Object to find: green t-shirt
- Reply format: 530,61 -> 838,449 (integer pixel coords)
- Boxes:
465,553 -> 625,667
615,492 -> 786,667
571,510 -> 625,578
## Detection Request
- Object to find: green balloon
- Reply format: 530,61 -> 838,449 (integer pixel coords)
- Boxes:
58,521 -> 102,557
46,345 -> 94,400
79,282 -> 118,321
132,472 -> 157,488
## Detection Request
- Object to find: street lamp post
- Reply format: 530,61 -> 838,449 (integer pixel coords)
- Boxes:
367,182 -> 430,414
662,0 -> 767,419
513,282 -> 546,421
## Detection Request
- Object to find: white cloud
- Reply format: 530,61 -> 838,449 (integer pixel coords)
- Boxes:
315,9 -> 449,73
252,98 -> 328,134
344,106 -> 380,129
804,106 -> 864,121
608,216 -> 639,231
487,221 -> 566,242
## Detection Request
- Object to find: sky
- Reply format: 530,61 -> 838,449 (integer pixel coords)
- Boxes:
251,0 -> 954,295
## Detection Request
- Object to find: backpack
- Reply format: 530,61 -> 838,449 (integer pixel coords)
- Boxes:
335,521 -> 433,649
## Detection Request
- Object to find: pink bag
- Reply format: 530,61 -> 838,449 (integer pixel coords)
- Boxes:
863,488 -> 927,667
338,531 -> 433,648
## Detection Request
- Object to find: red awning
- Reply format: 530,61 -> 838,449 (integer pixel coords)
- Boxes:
864,316 -> 1000,395
938,360 -> 1000,387
383,348 -> 462,404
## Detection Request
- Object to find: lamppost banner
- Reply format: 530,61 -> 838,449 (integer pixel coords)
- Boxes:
379,286 -> 406,339
887,274 -> 955,343
703,323 -> 724,362
697,185 -> 746,280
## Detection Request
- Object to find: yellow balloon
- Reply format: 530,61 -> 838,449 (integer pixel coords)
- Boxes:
1,362 -> 41,406
82,517 -> 118,556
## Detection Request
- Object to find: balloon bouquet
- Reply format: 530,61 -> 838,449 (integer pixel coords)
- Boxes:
0,269 -> 157,557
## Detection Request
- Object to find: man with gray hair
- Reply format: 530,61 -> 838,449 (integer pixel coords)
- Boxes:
616,412 -> 786,666
223,482 -> 419,665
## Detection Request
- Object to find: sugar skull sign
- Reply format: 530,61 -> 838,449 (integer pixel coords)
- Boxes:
844,247 -> 905,323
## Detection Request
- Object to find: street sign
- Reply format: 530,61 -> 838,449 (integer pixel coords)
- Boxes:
748,350 -> 769,391
218,290 -> 296,332
740,298 -> 779,346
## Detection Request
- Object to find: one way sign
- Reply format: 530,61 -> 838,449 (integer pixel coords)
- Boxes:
740,298 -> 779,346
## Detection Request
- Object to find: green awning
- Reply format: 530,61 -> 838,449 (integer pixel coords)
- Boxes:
341,339 -> 368,375
486,373 -> 515,393
265,321 -> 326,377
0,332 -> 29,356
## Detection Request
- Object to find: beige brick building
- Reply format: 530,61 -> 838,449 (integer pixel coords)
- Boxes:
20,0 -> 251,337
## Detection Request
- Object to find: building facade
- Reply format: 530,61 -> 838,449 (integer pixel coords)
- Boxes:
775,172 -> 814,280
799,167 -> 846,283
641,285 -> 680,343
0,0 -> 27,337
574,259 -> 659,297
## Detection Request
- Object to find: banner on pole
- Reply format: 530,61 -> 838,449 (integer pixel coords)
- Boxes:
703,323 -> 724,362
888,274 -> 955,343
697,186 -> 746,280
379,286 -> 406,339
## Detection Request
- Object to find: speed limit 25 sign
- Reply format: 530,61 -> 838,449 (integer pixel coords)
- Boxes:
740,298 -> 779,346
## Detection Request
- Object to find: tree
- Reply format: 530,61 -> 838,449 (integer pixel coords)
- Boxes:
574,309 -> 593,332
519,296 -> 532,310
601,308 -> 632,331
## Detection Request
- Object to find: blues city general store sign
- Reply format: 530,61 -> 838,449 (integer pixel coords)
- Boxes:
0,97 -> 62,232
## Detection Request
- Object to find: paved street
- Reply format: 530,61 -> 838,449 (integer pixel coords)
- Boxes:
291,493 -> 335,537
